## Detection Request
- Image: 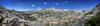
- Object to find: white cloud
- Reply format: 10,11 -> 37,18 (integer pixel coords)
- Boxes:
55,3 -> 59,5
32,5 -> 35,7
44,2 -> 47,4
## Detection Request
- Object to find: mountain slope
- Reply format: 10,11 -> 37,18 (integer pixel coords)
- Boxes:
0,6 -> 87,26
84,3 -> 100,26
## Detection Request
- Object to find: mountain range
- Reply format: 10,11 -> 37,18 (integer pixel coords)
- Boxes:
0,3 -> 100,26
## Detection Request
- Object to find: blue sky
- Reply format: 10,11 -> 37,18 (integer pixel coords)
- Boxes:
0,0 -> 100,11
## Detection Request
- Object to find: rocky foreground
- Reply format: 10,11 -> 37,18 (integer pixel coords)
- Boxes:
0,3 -> 99,26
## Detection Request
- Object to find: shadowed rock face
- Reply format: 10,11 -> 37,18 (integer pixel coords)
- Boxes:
0,10 -> 3,14
0,17 -> 3,26
11,18 -> 20,26
0,17 -> 4,23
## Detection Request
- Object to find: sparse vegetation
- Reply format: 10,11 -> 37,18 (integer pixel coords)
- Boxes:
0,3 -> 100,26
84,3 -> 100,26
